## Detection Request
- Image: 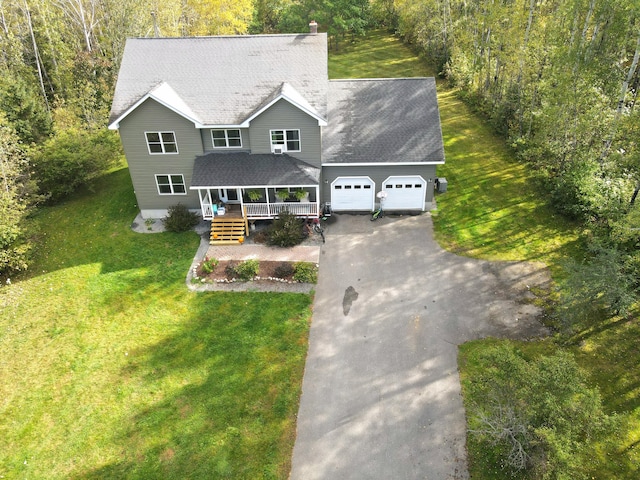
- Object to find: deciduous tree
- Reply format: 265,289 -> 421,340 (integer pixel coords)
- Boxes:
0,115 -> 32,276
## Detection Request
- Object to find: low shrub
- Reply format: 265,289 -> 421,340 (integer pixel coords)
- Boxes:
201,256 -> 219,274
293,262 -> 318,283
267,211 -> 304,247
225,261 -> 237,279
163,204 -> 199,232
274,262 -> 295,278
234,259 -> 259,281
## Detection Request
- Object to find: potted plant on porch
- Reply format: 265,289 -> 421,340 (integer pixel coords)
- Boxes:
275,189 -> 291,202
247,189 -> 262,202
293,188 -> 309,202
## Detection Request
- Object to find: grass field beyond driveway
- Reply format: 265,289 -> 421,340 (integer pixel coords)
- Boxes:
0,169 -> 311,479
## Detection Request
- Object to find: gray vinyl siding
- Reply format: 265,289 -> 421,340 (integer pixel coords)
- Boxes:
320,164 -> 438,206
118,98 -> 203,211
248,99 -> 322,167
201,128 -> 250,152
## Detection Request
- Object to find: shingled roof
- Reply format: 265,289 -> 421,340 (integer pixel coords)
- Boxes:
109,34 -> 328,128
323,78 -> 445,164
191,152 -> 320,188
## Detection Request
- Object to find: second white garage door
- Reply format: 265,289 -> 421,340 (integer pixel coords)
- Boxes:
331,177 -> 375,211
382,176 -> 426,210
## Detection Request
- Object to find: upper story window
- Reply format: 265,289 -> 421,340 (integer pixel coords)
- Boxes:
146,131 -> 178,154
155,174 -> 186,194
270,129 -> 300,153
212,129 -> 242,148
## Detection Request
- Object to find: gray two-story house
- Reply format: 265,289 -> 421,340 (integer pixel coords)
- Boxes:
108,29 -> 445,223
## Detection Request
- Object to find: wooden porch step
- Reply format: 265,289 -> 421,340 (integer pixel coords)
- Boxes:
210,217 -> 247,244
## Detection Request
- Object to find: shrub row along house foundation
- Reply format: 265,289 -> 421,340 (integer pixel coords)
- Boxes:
108,24 -> 445,225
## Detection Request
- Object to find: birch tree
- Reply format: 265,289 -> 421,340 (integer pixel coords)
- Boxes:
54,0 -> 99,52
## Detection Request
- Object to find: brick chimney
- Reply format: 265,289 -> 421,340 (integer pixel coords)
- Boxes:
309,20 -> 318,35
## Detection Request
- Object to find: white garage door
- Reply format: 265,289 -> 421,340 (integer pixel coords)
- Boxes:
382,176 -> 426,210
331,177 -> 375,211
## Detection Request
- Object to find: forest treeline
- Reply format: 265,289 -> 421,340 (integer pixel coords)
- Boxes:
391,0 -> 640,322
1,0 -> 639,320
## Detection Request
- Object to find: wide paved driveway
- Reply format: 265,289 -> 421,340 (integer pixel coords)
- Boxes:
290,214 -> 549,480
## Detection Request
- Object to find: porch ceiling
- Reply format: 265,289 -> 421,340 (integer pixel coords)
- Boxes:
191,152 -> 320,188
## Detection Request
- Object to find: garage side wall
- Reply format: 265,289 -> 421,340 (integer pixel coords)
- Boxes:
321,164 -> 438,211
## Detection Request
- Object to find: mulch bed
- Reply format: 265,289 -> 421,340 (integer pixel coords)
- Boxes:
195,260 -> 297,283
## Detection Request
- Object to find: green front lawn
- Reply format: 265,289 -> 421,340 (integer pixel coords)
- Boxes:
0,169 -> 311,479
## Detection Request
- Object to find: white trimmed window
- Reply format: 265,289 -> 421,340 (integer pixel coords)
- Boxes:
270,129 -> 300,152
146,131 -> 178,154
155,174 -> 186,195
211,129 -> 242,148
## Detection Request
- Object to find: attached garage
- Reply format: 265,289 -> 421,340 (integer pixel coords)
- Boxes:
331,176 -> 375,211
381,175 -> 426,210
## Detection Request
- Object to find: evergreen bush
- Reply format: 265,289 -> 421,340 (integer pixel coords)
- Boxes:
162,204 -> 199,232
266,211 -> 304,247
274,262 -> 294,278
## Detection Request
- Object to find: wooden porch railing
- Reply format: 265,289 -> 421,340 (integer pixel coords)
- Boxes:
201,203 -> 213,219
245,202 -> 318,219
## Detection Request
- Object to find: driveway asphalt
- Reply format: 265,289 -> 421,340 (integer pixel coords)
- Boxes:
290,213 -> 550,480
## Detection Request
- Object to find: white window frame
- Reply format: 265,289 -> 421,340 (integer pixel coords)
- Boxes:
211,129 -> 242,148
145,131 -> 178,154
270,129 -> 301,152
155,174 -> 187,195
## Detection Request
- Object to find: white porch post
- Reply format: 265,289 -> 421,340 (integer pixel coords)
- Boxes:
239,189 -> 245,218
198,189 -> 213,219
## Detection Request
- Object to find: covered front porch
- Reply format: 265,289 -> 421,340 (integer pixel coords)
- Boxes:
195,186 -> 320,221
190,151 -> 322,222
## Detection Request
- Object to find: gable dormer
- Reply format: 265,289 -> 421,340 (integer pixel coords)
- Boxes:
108,82 -> 202,130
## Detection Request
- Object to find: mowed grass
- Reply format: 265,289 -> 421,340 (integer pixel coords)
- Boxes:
331,31 -> 639,478
0,168 -> 311,479
433,91 -> 584,275
329,29 -> 434,79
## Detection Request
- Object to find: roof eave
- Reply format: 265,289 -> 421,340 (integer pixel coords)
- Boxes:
240,94 -> 327,128
108,92 -> 202,130
321,161 -> 446,166
189,183 -> 319,190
